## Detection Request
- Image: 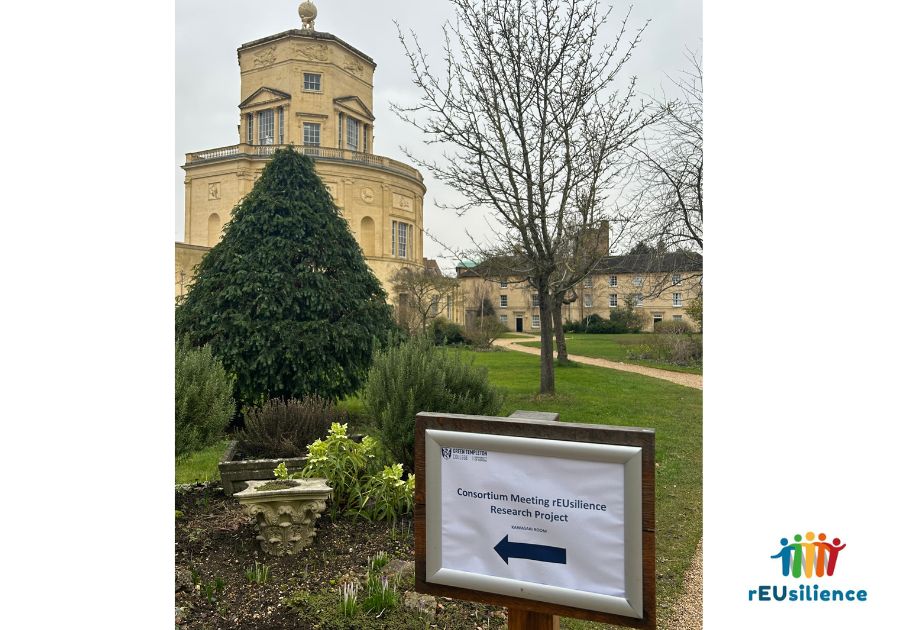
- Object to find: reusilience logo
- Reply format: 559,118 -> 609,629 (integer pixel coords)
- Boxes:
771,532 -> 845,578
748,531 -> 867,603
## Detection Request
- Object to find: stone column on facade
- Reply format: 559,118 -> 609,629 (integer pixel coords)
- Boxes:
183,176 -> 193,243
381,183 -> 392,258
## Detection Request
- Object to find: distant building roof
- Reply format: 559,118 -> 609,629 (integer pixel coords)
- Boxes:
238,29 -> 376,67
455,251 -> 702,279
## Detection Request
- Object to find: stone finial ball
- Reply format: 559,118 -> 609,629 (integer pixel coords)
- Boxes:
298,1 -> 317,21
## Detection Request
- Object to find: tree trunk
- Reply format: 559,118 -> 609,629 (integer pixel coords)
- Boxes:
538,289 -> 556,395
552,299 -> 569,364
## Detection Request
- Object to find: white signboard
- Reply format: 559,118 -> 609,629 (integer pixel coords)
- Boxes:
424,429 -> 644,618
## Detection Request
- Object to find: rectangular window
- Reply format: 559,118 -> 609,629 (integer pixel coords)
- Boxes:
609,294 -> 618,308
531,314 -> 540,329
673,292 -> 683,307
500,295 -> 508,308
672,273 -> 682,285
346,117 -> 359,151
499,314 -> 508,325
303,122 -> 321,147
430,296 -> 439,317
258,109 -> 274,145
246,113 -> 254,145
278,107 -> 284,144
673,314 -> 683,321
632,293 -> 643,308
632,275 -> 644,287
531,294 -> 539,308
303,73 -> 321,91
500,279 -> 508,289
609,275 -> 617,287
446,295 -> 453,317
583,294 -> 593,308
338,113 -> 343,148
584,276 -> 593,288
363,124 -> 369,153
392,221 -> 409,258
652,313 -> 663,324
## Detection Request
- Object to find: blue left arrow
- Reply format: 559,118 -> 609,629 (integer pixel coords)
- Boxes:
493,535 -> 567,565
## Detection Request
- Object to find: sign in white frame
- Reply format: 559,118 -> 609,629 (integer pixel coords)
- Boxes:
424,428 -> 645,618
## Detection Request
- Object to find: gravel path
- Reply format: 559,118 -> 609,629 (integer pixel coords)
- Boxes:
493,336 -> 703,390
667,539 -> 703,629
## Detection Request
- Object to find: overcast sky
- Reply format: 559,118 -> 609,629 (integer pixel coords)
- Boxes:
176,0 -> 702,269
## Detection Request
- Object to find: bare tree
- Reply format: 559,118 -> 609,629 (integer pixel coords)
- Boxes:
394,0 -> 653,394
632,50 -> 703,257
390,267 -> 459,334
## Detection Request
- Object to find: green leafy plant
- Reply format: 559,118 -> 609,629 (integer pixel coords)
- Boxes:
300,423 -> 379,518
175,340 -> 235,457
236,396 -> 342,458
175,147 -> 397,408
362,464 -> 415,524
363,336 -> 502,472
685,294 -> 703,331
245,562 -> 270,585
201,576 -> 226,603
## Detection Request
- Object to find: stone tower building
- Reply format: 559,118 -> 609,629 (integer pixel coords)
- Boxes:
176,2 -> 426,301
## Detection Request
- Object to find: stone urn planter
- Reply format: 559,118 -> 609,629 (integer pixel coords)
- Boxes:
217,441 -> 307,496
234,478 -> 332,556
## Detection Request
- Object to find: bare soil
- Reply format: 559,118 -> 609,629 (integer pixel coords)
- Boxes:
175,483 -> 507,629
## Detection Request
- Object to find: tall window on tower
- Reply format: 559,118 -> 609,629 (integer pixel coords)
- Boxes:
346,117 -> 359,151
258,109 -> 274,145
303,123 -> 320,147
246,113 -> 254,145
278,107 -> 284,144
392,221 -> 410,258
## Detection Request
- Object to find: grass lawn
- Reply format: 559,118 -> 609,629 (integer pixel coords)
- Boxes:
498,331 -> 537,339
175,439 -> 230,484
520,333 -> 702,375
466,349 -> 702,629
175,348 -> 701,628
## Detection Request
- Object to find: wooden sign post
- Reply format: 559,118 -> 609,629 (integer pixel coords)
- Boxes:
414,411 -> 656,630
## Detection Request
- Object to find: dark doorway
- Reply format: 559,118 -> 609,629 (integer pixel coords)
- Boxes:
515,316 -> 523,333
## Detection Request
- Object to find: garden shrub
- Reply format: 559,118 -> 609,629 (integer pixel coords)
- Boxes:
464,315 -> 507,348
627,334 -> 702,366
175,341 -> 235,457
299,423 -> 380,518
430,317 -> 467,346
562,320 -> 584,333
236,396 -> 341,458
686,295 -> 703,332
362,463 -> 415,524
363,336 -> 503,472
654,319 -> 695,335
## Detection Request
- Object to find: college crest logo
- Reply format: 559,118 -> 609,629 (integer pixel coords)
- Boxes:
441,448 -> 452,460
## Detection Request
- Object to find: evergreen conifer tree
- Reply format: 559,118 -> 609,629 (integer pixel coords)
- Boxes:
176,148 -> 395,407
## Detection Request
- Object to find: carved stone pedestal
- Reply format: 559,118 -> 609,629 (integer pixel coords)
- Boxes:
234,479 -> 332,556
